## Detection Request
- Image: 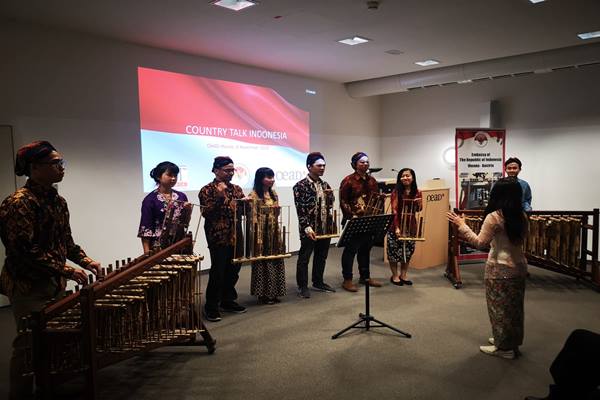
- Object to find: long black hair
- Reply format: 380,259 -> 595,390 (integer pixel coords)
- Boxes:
395,168 -> 418,198
150,161 -> 179,184
484,177 -> 527,244
253,167 -> 275,199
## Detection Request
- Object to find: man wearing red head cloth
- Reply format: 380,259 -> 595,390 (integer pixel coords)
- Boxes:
338,152 -> 383,292
0,140 -> 101,399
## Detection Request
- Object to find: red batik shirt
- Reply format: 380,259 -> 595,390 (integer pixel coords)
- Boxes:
339,172 -> 379,221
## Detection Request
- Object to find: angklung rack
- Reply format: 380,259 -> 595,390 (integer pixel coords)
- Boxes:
394,197 -> 426,241
232,198 -> 291,264
445,209 -> 600,290
27,235 -> 214,400
314,188 -> 340,240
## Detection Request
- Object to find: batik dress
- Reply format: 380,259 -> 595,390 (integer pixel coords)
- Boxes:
138,189 -> 188,249
249,190 -> 286,299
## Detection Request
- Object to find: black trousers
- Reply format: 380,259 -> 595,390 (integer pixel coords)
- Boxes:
205,245 -> 241,312
548,329 -> 600,399
296,237 -> 331,288
341,233 -> 373,280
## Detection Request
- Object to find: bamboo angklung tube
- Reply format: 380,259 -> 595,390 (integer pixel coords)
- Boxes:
396,198 -> 425,240
232,199 -> 290,262
33,237 -> 209,387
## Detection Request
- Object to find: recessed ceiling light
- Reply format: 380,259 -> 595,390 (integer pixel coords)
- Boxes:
578,30 -> 600,40
457,79 -> 472,84
415,59 -> 440,66
337,36 -> 371,46
211,0 -> 258,11
529,0 -> 545,3
385,49 -> 404,55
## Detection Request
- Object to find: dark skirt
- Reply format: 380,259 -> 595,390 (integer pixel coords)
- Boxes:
485,277 -> 526,350
386,231 -> 416,263
250,259 -> 286,298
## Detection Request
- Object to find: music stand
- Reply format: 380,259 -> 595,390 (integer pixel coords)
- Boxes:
332,214 -> 412,340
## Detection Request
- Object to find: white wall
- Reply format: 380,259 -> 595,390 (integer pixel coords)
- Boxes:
0,20 -> 381,270
4,18 -> 598,278
380,66 -> 600,212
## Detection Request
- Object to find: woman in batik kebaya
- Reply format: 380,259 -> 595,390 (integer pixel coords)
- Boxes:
248,167 -> 286,304
447,177 -> 528,360
138,161 -> 189,253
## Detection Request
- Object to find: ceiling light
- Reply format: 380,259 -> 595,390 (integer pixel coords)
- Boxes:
338,36 -> 371,46
211,0 -> 258,11
415,59 -> 440,66
385,49 -> 404,55
578,31 -> 600,40
457,79 -> 472,84
529,0 -> 545,3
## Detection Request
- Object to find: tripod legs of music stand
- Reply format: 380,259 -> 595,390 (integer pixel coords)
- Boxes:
331,279 -> 411,339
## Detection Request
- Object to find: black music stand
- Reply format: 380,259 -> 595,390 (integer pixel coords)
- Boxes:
332,214 -> 412,340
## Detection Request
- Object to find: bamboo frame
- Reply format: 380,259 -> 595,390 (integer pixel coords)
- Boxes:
395,197 -> 427,241
445,209 -> 600,291
29,235 -> 214,400
232,199 -> 291,264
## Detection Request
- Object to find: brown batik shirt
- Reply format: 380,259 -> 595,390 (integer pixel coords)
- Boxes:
339,172 -> 379,221
199,180 -> 245,248
0,180 -> 93,298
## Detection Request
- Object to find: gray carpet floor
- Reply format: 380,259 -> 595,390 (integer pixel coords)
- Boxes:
1,246 -> 599,400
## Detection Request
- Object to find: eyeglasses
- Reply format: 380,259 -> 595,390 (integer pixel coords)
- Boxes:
36,159 -> 66,168
220,168 -> 235,174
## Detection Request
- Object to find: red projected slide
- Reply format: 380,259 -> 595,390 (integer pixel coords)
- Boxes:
138,67 -> 310,191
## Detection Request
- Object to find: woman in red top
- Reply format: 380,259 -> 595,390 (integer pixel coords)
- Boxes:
387,168 -> 422,286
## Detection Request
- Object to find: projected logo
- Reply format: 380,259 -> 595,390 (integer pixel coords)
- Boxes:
138,67 -> 310,192
232,164 -> 250,187
173,165 -> 189,189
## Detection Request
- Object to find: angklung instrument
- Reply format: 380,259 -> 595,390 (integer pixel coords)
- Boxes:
232,199 -> 291,264
446,209 -> 599,290
26,235 -> 213,399
395,197 -> 427,241
314,188 -> 339,240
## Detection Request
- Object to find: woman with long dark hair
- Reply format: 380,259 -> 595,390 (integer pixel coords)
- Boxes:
249,167 -> 286,304
138,161 -> 189,253
387,168 -> 422,286
447,177 -> 528,359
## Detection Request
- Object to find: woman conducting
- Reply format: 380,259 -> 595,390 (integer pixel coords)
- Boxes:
447,177 -> 528,359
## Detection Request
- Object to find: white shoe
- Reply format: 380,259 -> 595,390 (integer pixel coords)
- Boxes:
479,345 -> 516,359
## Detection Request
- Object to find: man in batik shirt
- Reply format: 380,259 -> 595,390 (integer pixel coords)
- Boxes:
293,152 -> 336,298
338,152 -> 383,292
199,156 -> 246,322
0,141 -> 101,399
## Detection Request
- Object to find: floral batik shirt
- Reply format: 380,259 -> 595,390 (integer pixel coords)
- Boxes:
138,189 -> 189,248
0,180 -> 93,297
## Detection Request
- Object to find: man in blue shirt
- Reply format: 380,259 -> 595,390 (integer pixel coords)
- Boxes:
505,157 -> 532,211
